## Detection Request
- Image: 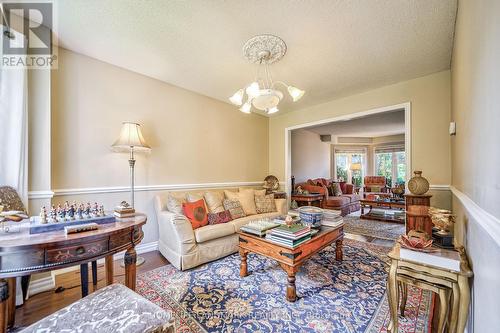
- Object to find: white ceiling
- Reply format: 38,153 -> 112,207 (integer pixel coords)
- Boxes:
304,109 -> 405,138
51,0 -> 457,115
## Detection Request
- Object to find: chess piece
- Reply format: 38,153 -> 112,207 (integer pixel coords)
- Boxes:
57,204 -> 64,222
39,206 -> 48,224
76,204 -> 84,219
84,202 -> 91,218
49,205 -> 57,223
92,202 -> 99,217
68,203 -> 76,220
98,205 -> 105,217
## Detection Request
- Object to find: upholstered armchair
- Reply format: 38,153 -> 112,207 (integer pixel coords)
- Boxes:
363,176 -> 390,198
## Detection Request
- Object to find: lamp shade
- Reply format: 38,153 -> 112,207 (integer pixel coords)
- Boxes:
112,122 -> 151,152
350,163 -> 362,171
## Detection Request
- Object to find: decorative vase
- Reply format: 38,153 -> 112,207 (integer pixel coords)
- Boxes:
408,171 -> 429,195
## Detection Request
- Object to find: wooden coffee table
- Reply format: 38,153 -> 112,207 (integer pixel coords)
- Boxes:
238,225 -> 343,302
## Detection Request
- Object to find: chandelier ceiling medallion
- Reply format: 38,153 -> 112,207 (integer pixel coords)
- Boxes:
229,34 -> 304,115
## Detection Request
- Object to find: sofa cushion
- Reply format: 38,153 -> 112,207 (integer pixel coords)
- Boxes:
325,196 -> 350,207
342,193 -> 361,203
223,199 -> 246,219
182,199 -> 209,229
229,212 -> 282,231
207,210 -> 232,225
255,194 -> 277,214
225,189 -> 257,215
204,191 -> 225,213
194,222 -> 235,243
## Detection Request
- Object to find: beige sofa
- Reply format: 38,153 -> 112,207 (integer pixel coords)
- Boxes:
154,188 -> 287,270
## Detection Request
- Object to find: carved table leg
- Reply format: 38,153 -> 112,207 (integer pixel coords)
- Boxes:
449,282 -> 459,333
0,279 -> 8,333
105,255 -> 114,286
239,249 -> 248,277
387,260 -> 399,333
456,275 -> 470,333
286,271 -> 297,302
124,246 -> 137,291
335,239 -> 343,261
6,278 -> 15,328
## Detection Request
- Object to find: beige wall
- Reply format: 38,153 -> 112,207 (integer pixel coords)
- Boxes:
270,70 -> 452,207
291,129 -> 330,183
450,0 -> 500,331
50,48 -> 269,243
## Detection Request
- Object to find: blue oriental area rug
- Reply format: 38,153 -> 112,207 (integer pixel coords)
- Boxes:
137,239 -> 432,333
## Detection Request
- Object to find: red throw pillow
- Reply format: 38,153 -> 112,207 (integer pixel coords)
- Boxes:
182,199 -> 208,229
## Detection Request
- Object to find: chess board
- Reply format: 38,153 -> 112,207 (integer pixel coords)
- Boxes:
29,215 -> 116,234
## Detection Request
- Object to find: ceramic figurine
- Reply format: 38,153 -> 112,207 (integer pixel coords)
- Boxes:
39,206 -> 48,224
285,215 -> 294,228
84,202 -> 91,218
76,204 -> 84,219
57,204 -> 64,222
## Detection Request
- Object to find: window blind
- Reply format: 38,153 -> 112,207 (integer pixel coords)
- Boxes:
374,145 -> 405,154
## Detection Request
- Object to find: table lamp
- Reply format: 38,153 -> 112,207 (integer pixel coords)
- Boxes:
112,122 -> 151,208
350,163 -> 362,185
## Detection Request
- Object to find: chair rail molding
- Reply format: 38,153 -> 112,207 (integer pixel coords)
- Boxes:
28,181 -> 265,198
450,185 -> 500,247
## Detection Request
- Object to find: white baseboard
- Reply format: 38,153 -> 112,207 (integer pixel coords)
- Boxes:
27,275 -> 55,298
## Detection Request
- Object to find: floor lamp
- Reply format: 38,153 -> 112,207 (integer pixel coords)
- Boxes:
112,121 -> 151,266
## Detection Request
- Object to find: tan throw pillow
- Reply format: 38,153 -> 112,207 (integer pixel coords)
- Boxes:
204,191 -> 224,213
236,188 -> 258,215
255,194 -> 277,214
224,190 -> 239,201
331,183 -> 343,196
186,193 -> 204,202
254,189 -> 266,196
166,194 -> 184,214
223,199 -> 246,219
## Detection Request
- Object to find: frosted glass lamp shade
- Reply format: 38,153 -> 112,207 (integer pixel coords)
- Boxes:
246,82 -> 260,98
229,89 -> 244,105
239,101 -> 252,114
112,122 -> 151,152
267,106 -> 279,114
287,86 -> 305,102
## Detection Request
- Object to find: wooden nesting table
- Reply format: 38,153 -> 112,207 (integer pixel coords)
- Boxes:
0,214 -> 146,333
238,225 -> 343,302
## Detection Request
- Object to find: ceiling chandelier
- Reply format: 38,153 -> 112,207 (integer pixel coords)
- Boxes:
229,34 -> 304,115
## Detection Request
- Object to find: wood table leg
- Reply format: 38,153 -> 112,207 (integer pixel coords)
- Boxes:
279,263 -> 298,302
335,239 -> 343,261
105,255 -> 114,286
6,278 -> 15,328
456,275 -> 470,333
0,279 -> 8,333
449,282 -> 460,333
387,260 -> 399,333
239,249 -> 248,277
400,282 -> 408,317
124,246 -> 137,291
80,263 -> 89,297
91,261 -> 98,286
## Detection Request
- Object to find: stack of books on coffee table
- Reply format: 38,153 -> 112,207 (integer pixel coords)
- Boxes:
266,224 -> 312,248
240,220 -> 280,237
321,210 -> 343,227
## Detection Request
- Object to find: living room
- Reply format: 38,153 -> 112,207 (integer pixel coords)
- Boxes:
0,1 -> 499,332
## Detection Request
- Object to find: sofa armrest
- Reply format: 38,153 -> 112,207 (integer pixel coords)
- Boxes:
156,210 -> 197,255
344,184 -> 354,194
274,198 -> 287,215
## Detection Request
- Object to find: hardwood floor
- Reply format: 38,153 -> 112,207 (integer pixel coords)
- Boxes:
13,251 -> 168,329
13,233 -> 393,330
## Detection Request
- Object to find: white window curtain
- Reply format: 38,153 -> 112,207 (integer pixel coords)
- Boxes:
0,27 -> 28,207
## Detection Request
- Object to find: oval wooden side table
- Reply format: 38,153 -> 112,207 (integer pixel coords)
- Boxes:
0,214 -> 147,333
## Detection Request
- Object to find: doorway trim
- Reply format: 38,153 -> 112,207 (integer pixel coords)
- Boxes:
284,102 -> 411,195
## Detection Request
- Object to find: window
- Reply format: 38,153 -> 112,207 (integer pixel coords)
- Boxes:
334,148 -> 367,186
374,145 -> 406,187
